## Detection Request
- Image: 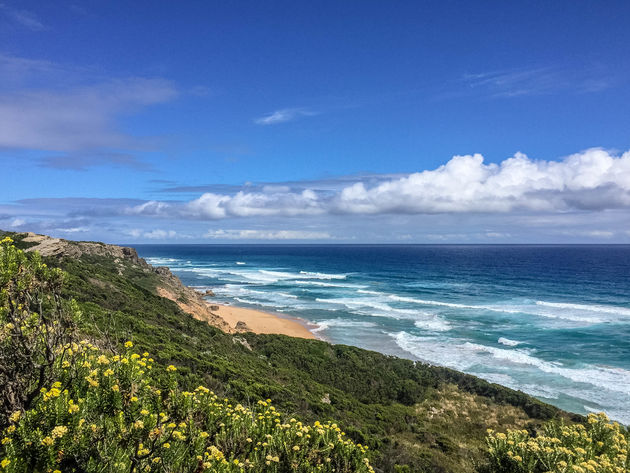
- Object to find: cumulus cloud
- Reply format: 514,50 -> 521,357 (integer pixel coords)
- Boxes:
204,229 -> 332,240
254,108 -> 316,125
127,148 -> 630,219
334,148 -> 630,214
128,188 -> 323,219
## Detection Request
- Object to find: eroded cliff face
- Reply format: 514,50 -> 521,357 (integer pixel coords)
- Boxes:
20,232 -> 232,333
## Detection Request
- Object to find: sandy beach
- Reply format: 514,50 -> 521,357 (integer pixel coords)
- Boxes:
209,303 -> 316,339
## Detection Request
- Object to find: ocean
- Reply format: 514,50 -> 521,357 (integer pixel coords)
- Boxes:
134,244 -> 630,424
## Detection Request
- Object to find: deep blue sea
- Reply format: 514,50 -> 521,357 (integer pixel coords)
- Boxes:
134,245 -> 630,424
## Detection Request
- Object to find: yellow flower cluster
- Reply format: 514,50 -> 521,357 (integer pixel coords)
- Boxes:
486,412 -> 629,473
0,340 -> 374,473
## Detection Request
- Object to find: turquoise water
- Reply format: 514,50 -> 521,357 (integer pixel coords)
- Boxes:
135,245 -> 630,424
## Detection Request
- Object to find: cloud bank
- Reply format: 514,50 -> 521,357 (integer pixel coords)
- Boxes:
128,148 -> 630,219
205,229 -> 332,240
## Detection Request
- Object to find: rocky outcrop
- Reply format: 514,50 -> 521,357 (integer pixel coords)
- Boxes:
234,320 -> 252,332
22,232 -> 146,265
20,232 -> 232,333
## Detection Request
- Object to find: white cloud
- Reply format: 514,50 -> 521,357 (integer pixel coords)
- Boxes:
555,229 -> 615,239
128,188 -> 323,219
143,229 -> 179,239
127,148 -> 630,220
333,148 -> 630,214
462,65 -> 612,97
0,77 -> 177,151
204,229 -> 332,240
254,108 -> 316,125
0,55 -> 178,153
127,229 -> 190,240
0,5 -> 45,31
8,218 -> 25,228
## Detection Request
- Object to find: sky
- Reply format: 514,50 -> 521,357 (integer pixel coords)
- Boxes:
1,0 -> 630,243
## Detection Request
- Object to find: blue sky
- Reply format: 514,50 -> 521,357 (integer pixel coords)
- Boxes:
1,0 -> 630,243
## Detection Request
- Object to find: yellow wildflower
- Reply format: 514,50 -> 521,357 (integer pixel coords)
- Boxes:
51,426 -> 68,438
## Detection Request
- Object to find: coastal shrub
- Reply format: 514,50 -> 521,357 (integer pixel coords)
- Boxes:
0,237 -> 78,427
0,341 -> 373,472
485,413 -> 629,472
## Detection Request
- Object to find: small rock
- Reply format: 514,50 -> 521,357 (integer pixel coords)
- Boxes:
209,305 -> 220,312
321,393 -> 331,404
235,320 -> 251,332
204,289 -> 215,296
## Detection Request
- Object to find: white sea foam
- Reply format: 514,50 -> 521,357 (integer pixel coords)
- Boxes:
295,280 -> 367,289
359,289 -> 630,325
359,290 -> 523,313
299,271 -> 348,280
145,257 -> 181,265
315,297 -> 430,320
475,373 -> 560,399
498,337 -> 522,346
536,301 -> 630,317
311,318 -> 378,334
236,261 -> 246,265
391,332 -> 630,398
414,317 -> 451,332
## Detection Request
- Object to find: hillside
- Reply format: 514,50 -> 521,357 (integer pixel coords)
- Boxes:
1,231 -> 580,472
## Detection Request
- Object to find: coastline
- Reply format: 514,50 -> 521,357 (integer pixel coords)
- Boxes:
206,301 -> 317,339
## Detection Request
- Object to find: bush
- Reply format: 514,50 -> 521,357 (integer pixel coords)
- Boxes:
485,413 -> 629,472
0,342 -> 373,472
0,237 -> 78,427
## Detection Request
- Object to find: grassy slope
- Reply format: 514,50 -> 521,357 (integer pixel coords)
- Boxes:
6,232 -> 579,472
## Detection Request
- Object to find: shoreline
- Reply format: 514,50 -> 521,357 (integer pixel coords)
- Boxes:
205,301 -> 317,339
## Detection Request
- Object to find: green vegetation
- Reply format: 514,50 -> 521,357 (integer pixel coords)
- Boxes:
1,236 -> 371,472
1,232 -> 588,472
485,413 -> 629,472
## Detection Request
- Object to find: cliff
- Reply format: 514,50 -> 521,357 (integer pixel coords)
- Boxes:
18,232 -> 231,333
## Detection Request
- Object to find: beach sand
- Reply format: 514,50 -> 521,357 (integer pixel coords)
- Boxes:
209,303 -> 316,339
